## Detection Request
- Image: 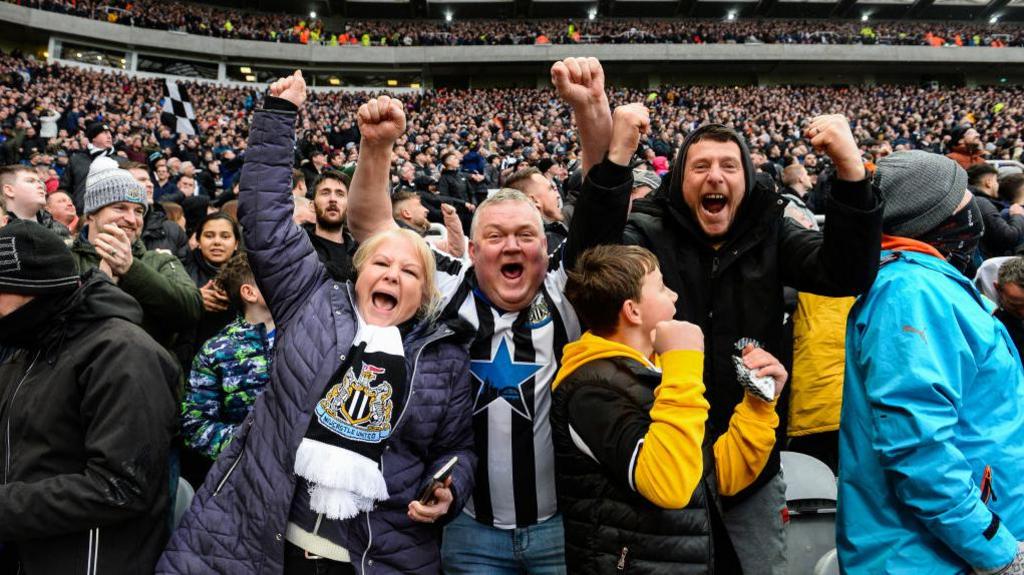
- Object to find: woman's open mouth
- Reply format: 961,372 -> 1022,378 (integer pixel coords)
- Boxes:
372,292 -> 398,311
500,263 -> 524,281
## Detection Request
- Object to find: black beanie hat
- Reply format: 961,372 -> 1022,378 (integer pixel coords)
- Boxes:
0,221 -> 80,295
85,121 -> 111,142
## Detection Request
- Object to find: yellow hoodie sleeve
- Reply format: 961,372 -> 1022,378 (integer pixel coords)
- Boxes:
634,350 -> 710,509
713,393 -> 779,496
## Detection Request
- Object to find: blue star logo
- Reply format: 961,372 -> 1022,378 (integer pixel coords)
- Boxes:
470,338 -> 543,419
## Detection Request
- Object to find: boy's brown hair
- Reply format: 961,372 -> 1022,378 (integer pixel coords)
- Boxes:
215,251 -> 256,310
565,245 -> 660,336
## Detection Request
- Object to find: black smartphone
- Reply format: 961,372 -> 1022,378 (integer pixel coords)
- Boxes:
417,456 -> 459,504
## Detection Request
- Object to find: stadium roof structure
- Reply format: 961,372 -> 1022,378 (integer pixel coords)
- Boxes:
214,0 -> 1024,20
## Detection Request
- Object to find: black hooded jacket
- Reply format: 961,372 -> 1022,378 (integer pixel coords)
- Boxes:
0,271 -> 178,574
142,202 -> 189,262
580,125 -> 882,503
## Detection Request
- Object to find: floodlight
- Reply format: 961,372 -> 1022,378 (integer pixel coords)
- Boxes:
445,11 -> 453,22
588,8 -> 597,20
310,11 -> 317,19
990,15 -> 999,24
861,13 -> 869,22
726,11 -> 736,21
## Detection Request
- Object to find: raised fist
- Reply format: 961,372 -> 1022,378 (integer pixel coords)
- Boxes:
551,57 -> 606,110
269,70 -> 307,109
609,103 -> 650,166
357,95 -> 407,149
804,114 -> 864,182
653,320 -> 704,355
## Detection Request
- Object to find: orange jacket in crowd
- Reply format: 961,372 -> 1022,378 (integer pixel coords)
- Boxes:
946,145 -> 986,169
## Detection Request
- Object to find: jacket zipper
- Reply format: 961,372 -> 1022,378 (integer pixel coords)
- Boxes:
3,352 -> 40,484
617,546 -> 629,571
213,419 -> 253,496
360,326 -> 452,573
86,527 -> 100,575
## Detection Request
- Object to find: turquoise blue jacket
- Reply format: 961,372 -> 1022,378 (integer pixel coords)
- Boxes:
838,249 -> 1024,574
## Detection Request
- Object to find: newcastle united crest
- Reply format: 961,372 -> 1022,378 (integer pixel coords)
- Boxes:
315,362 -> 394,443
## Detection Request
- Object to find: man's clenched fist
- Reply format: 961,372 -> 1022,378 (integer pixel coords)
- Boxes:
357,95 -> 407,148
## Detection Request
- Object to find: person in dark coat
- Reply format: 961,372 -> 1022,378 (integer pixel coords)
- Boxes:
60,121 -> 126,211
0,221 -> 178,575
967,163 -> 1024,259
563,68 -> 882,574
183,212 -> 243,358
158,71 -> 476,575
437,151 -> 472,204
303,171 -> 356,281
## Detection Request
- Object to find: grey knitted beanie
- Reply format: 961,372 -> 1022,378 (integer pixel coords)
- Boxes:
84,157 -> 148,216
873,150 -> 968,238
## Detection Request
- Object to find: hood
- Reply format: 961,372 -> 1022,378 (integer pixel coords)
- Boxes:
552,332 -> 657,390
880,234 -> 943,259
143,201 -> 170,238
0,270 -> 143,352
649,124 -> 766,245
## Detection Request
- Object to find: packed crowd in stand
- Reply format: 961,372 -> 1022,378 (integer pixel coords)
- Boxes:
8,0 -> 1024,47
6,44 -> 1024,575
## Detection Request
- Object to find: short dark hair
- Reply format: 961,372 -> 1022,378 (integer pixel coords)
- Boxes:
967,163 -> 999,187
441,151 -> 458,165
565,245 -> 660,336
215,252 -> 256,309
999,173 -> 1024,204
504,167 -> 542,194
313,170 -> 350,194
292,169 -> 306,191
689,124 -> 743,148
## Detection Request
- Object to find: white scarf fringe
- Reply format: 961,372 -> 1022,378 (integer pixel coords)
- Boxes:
294,438 -> 389,520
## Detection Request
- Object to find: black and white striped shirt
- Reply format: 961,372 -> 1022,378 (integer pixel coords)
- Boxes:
436,251 -> 580,529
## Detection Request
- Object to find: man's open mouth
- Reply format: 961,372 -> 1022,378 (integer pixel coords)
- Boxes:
372,291 -> 398,311
500,263 -> 524,281
701,194 -> 728,214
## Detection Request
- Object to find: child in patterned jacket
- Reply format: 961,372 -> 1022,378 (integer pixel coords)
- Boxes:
181,252 -> 275,482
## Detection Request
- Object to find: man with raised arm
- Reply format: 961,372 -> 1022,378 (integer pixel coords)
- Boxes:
560,65 -> 883,574
346,60 -> 627,574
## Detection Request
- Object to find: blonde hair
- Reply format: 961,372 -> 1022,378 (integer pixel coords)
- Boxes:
352,227 -> 441,323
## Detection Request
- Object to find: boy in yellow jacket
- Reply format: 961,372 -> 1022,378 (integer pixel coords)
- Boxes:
551,244 -> 784,573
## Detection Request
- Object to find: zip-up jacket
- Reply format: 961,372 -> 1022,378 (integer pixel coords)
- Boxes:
182,317 -> 273,459
579,143 -> 882,503
552,333 -> 775,573
0,272 -> 179,574
158,101 -> 476,575
839,244 -> 1024,573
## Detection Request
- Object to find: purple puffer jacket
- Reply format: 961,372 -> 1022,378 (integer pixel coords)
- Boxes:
157,106 -> 476,575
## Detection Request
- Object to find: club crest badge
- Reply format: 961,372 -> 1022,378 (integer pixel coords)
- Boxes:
316,362 -> 394,443
525,296 -> 552,329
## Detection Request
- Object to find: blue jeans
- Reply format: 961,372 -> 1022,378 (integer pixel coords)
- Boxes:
441,512 -> 567,575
